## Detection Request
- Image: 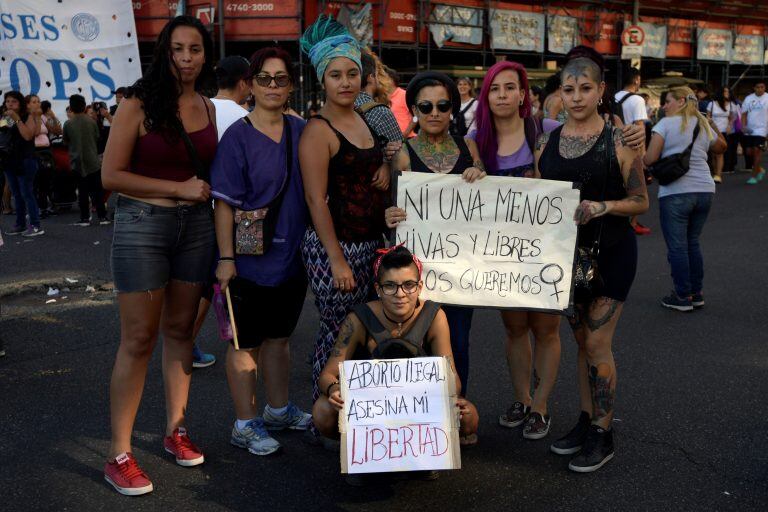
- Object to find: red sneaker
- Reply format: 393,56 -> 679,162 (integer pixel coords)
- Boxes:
163,427 -> 205,466
104,452 -> 153,496
633,223 -> 652,236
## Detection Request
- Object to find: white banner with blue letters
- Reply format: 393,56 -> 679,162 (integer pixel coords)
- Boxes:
0,0 -> 141,117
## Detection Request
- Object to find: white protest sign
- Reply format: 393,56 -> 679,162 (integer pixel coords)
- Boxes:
394,173 -> 580,311
339,357 -> 460,474
0,0 -> 142,118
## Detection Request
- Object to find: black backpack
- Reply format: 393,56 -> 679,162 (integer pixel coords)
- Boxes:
524,116 -> 544,154
352,301 -> 441,359
612,92 -> 636,125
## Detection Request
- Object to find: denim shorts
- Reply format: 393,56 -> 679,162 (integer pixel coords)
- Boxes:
111,196 -> 216,293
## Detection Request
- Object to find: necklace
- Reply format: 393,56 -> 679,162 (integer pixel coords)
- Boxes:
382,308 -> 417,338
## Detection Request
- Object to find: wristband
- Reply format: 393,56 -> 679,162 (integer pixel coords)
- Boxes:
325,381 -> 340,396
218,256 -> 235,262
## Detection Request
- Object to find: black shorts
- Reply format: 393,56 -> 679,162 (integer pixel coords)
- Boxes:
228,273 -> 308,349
742,135 -> 766,148
578,229 -> 637,304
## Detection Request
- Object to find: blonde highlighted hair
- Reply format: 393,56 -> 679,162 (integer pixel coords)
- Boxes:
362,47 -> 394,105
666,86 -> 714,140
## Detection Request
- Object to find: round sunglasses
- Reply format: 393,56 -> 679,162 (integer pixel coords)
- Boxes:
416,99 -> 452,115
253,73 -> 291,88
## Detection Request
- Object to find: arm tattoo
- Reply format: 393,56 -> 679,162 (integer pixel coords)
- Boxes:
612,126 -> 627,147
559,132 -> 600,159
473,159 -> 486,172
331,316 -> 356,357
535,131 -> 550,151
588,363 -> 614,421
585,297 -> 620,332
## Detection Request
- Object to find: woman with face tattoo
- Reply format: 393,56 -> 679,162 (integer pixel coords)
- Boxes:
535,46 -> 648,472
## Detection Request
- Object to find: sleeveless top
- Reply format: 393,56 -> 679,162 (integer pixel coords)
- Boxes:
405,135 -> 474,175
131,95 -> 217,182
538,123 -> 631,248
313,114 -> 386,242
351,300 -> 441,359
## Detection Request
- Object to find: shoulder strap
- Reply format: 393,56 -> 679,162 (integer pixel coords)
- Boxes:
172,118 -> 208,183
352,304 -> 391,345
617,92 -> 635,106
400,301 -> 441,348
524,116 -> 543,154
684,123 -> 701,154
592,123 -> 614,255
460,98 -> 476,115
355,101 -> 386,116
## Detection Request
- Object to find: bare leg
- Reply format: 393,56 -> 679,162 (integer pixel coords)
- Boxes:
160,280 -> 204,436
582,298 -> 624,429
569,303 -> 592,415
713,152 -> 724,179
191,297 -> 211,341
225,344 -> 259,420
311,397 -> 340,439
750,147 -> 763,178
259,337 -> 291,409
109,288 -> 165,459
529,312 -> 561,415
500,311 -> 532,406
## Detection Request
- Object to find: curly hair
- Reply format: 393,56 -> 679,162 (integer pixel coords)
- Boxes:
124,16 -> 215,135
3,91 -> 27,119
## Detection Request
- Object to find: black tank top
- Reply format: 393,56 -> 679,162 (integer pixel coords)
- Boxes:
538,123 -> 631,248
351,300 -> 441,359
405,135 -> 474,174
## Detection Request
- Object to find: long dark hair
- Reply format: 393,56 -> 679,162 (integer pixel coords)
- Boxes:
713,86 -> 730,111
125,16 -> 215,134
3,91 -> 27,118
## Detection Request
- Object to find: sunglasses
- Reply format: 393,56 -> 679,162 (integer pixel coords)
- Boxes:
254,73 -> 291,88
416,99 -> 452,115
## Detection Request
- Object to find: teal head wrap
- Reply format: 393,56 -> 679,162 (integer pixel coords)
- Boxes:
300,15 -> 361,82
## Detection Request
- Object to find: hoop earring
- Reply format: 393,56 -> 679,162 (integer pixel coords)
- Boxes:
412,115 -> 418,123
598,98 -> 603,106
519,101 -> 523,106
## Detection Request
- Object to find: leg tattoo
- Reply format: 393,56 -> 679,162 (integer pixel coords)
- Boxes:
569,303 -> 586,331
586,298 -> 620,332
533,368 -> 540,390
588,363 -> 614,422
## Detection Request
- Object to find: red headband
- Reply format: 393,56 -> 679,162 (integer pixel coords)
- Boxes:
372,243 -> 423,280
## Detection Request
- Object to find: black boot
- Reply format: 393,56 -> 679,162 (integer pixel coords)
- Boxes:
567,424 -> 615,473
550,411 -> 590,455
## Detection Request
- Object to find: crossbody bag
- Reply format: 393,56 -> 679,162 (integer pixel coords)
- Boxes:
233,115 -> 293,256
648,123 -> 700,186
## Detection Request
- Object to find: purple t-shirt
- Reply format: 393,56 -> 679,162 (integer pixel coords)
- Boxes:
211,115 -> 308,286
468,118 -> 559,177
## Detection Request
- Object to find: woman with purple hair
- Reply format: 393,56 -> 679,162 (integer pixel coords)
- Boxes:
467,61 -> 563,441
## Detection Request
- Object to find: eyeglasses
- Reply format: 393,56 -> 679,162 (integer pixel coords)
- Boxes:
254,73 -> 291,88
378,280 -> 420,296
416,99 -> 452,115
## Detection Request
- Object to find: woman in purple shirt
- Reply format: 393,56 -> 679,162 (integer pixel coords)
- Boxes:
211,47 -> 311,456
468,61 -> 562,441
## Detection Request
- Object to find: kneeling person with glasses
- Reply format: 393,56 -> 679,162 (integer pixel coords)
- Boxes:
312,245 -> 479,485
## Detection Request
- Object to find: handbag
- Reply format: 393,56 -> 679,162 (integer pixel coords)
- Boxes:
572,125 -> 612,297
648,124 -> 700,186
234,115 -> 292,256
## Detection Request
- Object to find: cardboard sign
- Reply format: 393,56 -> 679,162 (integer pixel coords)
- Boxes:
339,357 -> 460,474
489,9 -> 545,52
393,173 -> 580,312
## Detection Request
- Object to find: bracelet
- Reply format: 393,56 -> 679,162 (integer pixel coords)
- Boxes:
218,256 -> 235,262
325,381 -> 340,396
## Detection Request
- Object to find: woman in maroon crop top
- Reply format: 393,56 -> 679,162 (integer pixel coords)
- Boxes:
100,16 -> 217,496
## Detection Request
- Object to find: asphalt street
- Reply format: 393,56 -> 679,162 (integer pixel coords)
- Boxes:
1,172 -> 767,511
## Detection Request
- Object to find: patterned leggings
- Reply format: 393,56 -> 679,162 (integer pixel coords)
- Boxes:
301,229 -> 381,401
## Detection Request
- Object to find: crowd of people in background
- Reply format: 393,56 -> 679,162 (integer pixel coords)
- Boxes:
0,11 -> 763,495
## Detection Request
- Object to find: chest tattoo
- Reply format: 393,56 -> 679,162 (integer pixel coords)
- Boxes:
559,133 -> 600,159
411,136 -> 460,173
